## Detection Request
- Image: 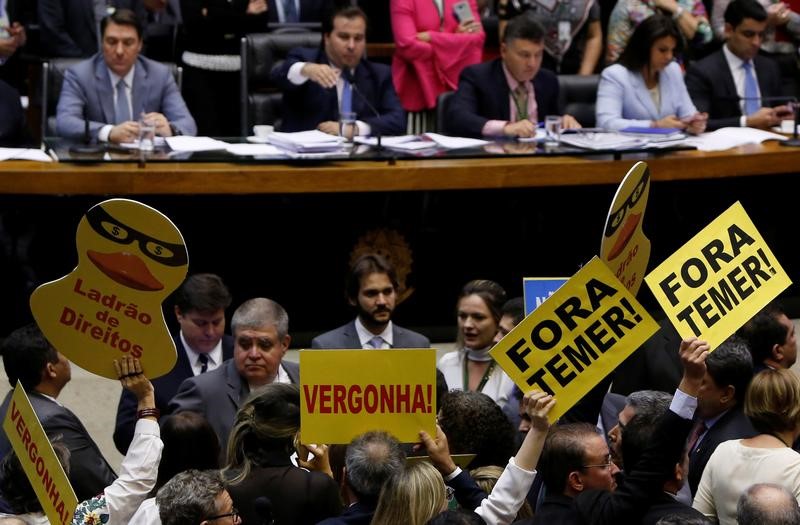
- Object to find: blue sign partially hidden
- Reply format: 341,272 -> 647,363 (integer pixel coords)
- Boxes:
523,277 -> 569,315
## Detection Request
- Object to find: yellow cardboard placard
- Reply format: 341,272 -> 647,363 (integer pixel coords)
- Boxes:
490,257 -> 658,422
601,162 -> 652,295
300,349 -> 437,444
645,201 -> 791,350
2,384 -> 78,525
30,199 -> 188,379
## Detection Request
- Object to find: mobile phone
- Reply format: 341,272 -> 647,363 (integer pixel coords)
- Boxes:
453,1 -> 474,23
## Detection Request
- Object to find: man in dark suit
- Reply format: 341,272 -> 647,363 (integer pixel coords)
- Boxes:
0,79 -> 29,146
445,14 -> 580,138
518,338 -> 707,525
55,9 -> 196,144
687,336 -> 756,496
169,297 -> 300,453
113,273 -> 234,454
738,300 -> 797,373
318,431 -> 405,525
266,0 -> 331,23
0,323 -> 117,502
312,254 -> 429,350
686,0 -> 790,131
269,5 -> 405,136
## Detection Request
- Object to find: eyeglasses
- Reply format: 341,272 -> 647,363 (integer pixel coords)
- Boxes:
207,508 -> 239,521
581,454 -> 614,470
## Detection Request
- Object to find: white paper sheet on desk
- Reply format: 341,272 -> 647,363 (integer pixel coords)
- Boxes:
225,143 -> 284,156
267,130 -> 344,152
684,127 -> 787,151
165,136 -> 230,152
559,132 -> 646,150
0,148 -> 53,162
353,135 -> 437,150
423,133 -> 489,149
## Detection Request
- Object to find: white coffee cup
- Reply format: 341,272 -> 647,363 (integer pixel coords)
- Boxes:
253,125 -> 274,138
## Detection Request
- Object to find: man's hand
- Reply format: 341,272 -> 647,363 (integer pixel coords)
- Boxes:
767,2 -> 791,26
297,443 -> 334,478
109,121 -> 141,143
302,63 -> 339,88
318,120 -> 340,136
114,356 -> 155,410
420,424 -> 457,476
8,23 -> 26,47
247,0 -> 267,15
746,107 -> 781,129
562,114 -> 582,130
653,115 -> 687,129
678,337 -> 709,397
455,20 -> 481,34
143,112 -> 172,136
503,119 -> 536,138
684,112 -> 708,135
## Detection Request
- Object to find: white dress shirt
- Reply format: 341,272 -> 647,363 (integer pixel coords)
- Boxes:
722,44 -> 761,127
99,65 -> 136,142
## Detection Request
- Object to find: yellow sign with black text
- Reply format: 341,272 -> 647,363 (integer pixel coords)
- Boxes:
490,257 -> 658,422
300,349 -> 437,444
2,384 -> 78,525
645,202 -> 791,350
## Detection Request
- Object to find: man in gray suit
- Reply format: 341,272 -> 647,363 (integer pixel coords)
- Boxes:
169,297 -> 300,453
311,254 -> 430,350
55,8 -> 195,144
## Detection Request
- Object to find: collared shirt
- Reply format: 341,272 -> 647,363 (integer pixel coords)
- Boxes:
179,331 -> 223,376
99,65 -> 136,142
722,44 -> 761,127
354,317 -> 394,349
481,62 -> 539,136
286,61 -> 373,136
693,407 -> 729,450
248,364 -> 292,394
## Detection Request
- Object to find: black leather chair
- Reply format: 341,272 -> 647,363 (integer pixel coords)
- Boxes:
41,59 -> 182,139
436,91 -> 454,134
558,74 -> 599,128
239,31 -> 322,135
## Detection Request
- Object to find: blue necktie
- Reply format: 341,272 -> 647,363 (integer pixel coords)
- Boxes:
743,61 -> 760,116
283,0 -> 298,22
341,77 -> 353,115
367,336 -> 384,349
115,79 -> 131,124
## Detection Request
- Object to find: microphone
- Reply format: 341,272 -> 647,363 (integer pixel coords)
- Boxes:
254,496 -> 275,525
342,69 -> 385,152
69,106 -> 105,155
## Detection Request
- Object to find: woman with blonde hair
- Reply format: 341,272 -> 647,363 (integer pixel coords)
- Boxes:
693,368 -> 800,524
372,461 -> 448,525
223,383 -> 341,525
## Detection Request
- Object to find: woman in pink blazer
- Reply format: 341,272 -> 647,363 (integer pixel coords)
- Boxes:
391,0 -> 485,116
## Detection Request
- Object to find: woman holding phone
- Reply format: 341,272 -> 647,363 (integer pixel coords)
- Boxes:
390,0 -> 485,131
596,14 -> 708,133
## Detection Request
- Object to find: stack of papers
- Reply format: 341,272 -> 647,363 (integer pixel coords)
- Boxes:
267,130 -> 345,153
685,127 -> 787,151
354,135 -> 437,151
620,127 -> 686,142
165,136 -> 229,152
559,132 -> 648,150
423,133 -> 489,149
0,148 -> 53,162
225,143 -> 283,156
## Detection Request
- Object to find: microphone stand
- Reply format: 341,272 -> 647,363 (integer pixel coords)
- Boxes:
343,70 -> 386,155
780,101 -> 800,147
69,107 -> 105,155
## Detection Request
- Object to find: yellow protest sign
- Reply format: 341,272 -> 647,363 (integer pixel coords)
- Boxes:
300,349 -> 437,444
645,201 -> 791,350
490,257 -> 658,422
2,384 -> 78,525
30,199 -> 188,379
601,162 -> 651,295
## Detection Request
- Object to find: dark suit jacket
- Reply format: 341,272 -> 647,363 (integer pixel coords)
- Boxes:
310,319 -> 430,349
687,406 -> 756,496
0,390 -> 117,502
611,318 -> 683,396
445,58 -> 561,138
266,0 -> 330,23
38,0 -> 137,57
317,500 -> 376,525
270,47 -> 405,136
522,410 -> 693,525
228,453 -> 342,525
685,49 -> 784,131
640,493 -> 706,525
0,79 -> 29,147
168,358 -> 300,454
113,333 -> 234,454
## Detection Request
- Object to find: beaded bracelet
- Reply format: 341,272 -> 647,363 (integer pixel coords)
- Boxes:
137,408 -> 161,420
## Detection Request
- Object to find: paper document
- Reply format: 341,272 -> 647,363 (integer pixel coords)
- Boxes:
165,136 -> 229,152
225,143 -> 284,156
0,148 -> 53,162
559,132 -> 646,150
267,130 -> 344,153
423,132 -> 489,149
684,127 -> 787,152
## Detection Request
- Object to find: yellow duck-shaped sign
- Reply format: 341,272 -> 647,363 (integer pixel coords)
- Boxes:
30,199 -> 188,379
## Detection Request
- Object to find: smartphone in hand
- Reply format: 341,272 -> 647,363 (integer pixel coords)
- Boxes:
453,1 -> 474,23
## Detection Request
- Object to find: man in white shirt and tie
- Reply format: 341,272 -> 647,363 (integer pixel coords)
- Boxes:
113,272 -> 233,454
686,0 -> 792,130
55,8 -> 196,144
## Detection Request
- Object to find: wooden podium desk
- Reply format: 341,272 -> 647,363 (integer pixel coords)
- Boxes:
1,141 -> 798,195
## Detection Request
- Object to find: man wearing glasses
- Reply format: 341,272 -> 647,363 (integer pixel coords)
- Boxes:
157,469 -> 241,524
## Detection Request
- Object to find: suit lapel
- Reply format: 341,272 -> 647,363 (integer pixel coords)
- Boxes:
172,335 -> 195,378
343,320 -> 362,348
715,52 -> 740,108
94,58 -> 115,124
225,360 -> 244,409
631,70 -> 659,119
490,59 -> 511,120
